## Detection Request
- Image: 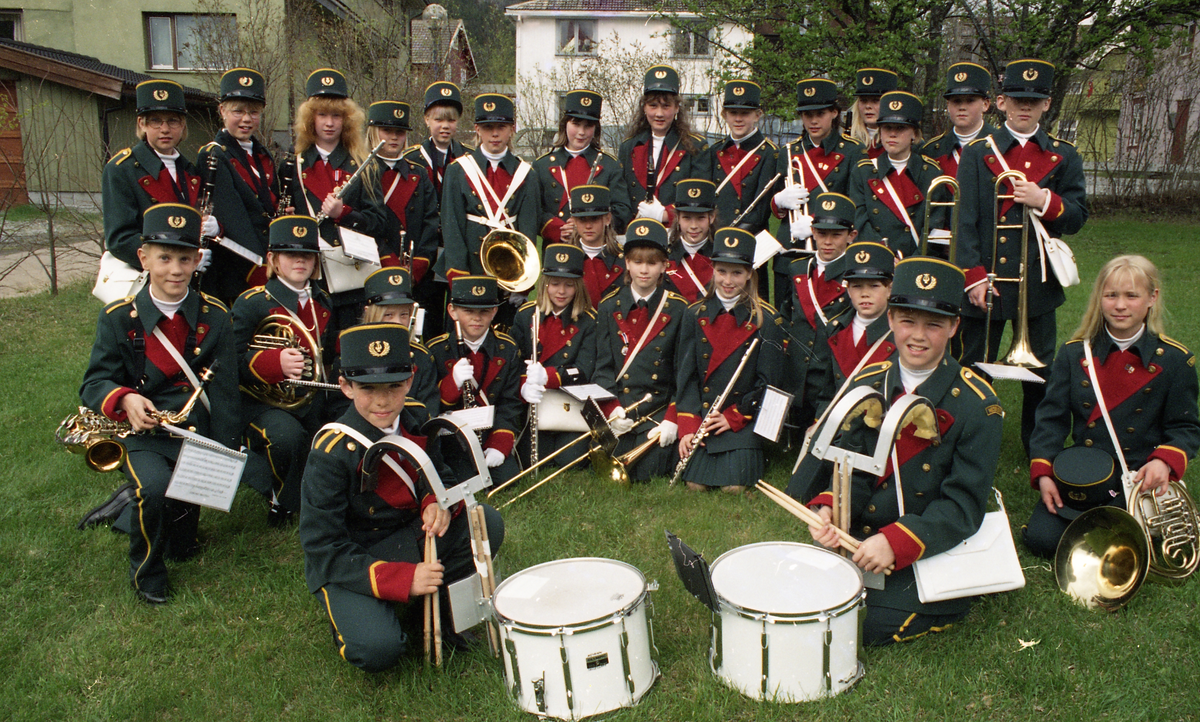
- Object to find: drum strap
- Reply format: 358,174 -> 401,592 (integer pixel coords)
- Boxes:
319,422 -> 417,497
1082,340 -> 1137,496
459,155 -> 531,230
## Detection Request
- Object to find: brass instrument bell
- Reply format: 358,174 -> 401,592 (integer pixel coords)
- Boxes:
480,229 -> 540,293
1055,506 -> 1149,612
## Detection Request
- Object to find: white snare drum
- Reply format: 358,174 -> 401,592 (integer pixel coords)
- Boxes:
708,542 -> 865,702
492,558 -> 659,720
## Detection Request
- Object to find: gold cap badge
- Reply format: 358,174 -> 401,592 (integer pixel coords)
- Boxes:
153,89 -> 169,101
580,96 -> 592,107
821,200 -> 835,211
239,76 -> 253,87
368,341 -> 390,357
321,76 -> 334,86
394,109 -> 405,119
916,274 -> 937,290
167,215 -> 186,229
724,237 -> 737,247
954,72 -> 968,83
655,70 -> 667,79
292,226 -> 308,238
556,252 -> 569,263
581,193 -> 594,203
804,87 -> 816,97
635,225 -> 649,237
1023,68 -> 1038,81
862,76 -> 874,86
855,250 -> 870,263
687,188 -> 701,198
388,274 -> 403,286
732,86 -> 745,96
483,101 -> 496,112
441,87 -> 452,97
889,100 -> 903,111
472,285 -> 485,296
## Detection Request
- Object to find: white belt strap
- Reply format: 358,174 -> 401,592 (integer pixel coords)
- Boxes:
151,325 -> 211,411
458,155 -> 532,230
714,138 -> 768,195
320,423 -> 417,497
880,171 -> 921,251
617,291 -> 669,380
800,149 -> 830,194
1082,341 -> 1137,496
805,271 -> 830,326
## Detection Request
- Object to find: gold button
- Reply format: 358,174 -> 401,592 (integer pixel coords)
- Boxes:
862,526 -> 871,534
1135,408 -> 1142,413
1083,402 -> 1091,408
369,507 -> 375,515
702,353 -> 709,359
922,463 -> 931,472
623,387 -> 630,394
1087,421 -> 1095,429
703,387 -> 710,393
999,257 -> 1008,264
130,310 -> 138,318
346,442 -> 356,451
651,374 -> 658,380
1143,387 -> 1152,394
1084,439 -> 1093,447
623,374 -> 629,380
194,348 -> 201,356
701,337 -> 709,343
702,402 -> 710,409
951,388 -> 960,397
1127,427 -> 1135,434
880,482 -> 888,490
867,504 -> 876,513
1082,380 -> 1090,387
188,426 -> 196,432
1156,348 -> 1165,356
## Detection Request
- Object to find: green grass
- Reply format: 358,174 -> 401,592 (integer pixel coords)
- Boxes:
3,214 -> 1200,721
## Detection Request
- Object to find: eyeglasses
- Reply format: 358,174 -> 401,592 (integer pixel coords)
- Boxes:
144,117 -> 184,129
227,109 -> 262,119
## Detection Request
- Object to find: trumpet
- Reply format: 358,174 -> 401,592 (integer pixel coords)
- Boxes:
784,144 -> 814,255
56,364 -> 218,472
313,141 -> 386,225
919,175 -> 959,260
984,170 -> 1044,370
244,314 -> 337,410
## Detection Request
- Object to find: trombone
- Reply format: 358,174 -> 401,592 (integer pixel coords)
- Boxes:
983,170 -> 1044,370
919,175 -> 959,261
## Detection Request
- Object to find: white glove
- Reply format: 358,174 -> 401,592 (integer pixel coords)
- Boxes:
607,406 -> 636,437
521,381 -> 545,404
790,214 -> 813,242
773,184 -> 809,211
452,357 -> 475,389
201,215 -> 220,238
508,291 -> 528,308
196,248 -> 213,274
484,448 -> 505,468
525,360 -> 549,387
648,419 -> 678,447
636,199 -> 666,223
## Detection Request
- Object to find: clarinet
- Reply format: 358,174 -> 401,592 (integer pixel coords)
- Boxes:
312,141 -> 386,225
274,152 -> 294,218
455,321 -> 488,443
645,139 -> 658,203
192,153 -> 219,289
670,338 -> 760,485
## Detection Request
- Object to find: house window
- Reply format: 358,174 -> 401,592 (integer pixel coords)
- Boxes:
686,95 -> 711,115
673,22 -> 711,57
1127,96 -> 1145,149
145,14 -> 235,70
0,11 -> 21,41
557,19 -> 596,55
1068,81 -> 1083,95
1057,118 -> 1078,143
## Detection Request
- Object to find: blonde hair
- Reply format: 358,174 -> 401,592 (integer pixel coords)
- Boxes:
366,125 -> 407,149
425,104 -> 460,123
566,216 -> 621,257
848,98 -> 873,147
293,96 -> 368,163
135,113 -> 188,144
219,98 -> 264,114
360,302 -> 412,325
1072,254 -> 1166,341
535,275 -> 591,320
265,250 -> 320,281
702,261 -> 764,327
622,245 -> 668,285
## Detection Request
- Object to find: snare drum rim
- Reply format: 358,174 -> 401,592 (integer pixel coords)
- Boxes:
493,556 -> 649,632
710,542 -> 865,621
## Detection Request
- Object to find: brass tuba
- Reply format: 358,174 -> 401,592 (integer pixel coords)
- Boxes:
243,314 -> 331,410
480,229 -> 540,293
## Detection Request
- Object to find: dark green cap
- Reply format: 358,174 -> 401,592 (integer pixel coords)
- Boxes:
643,65 -> 680,94
364,267 -> 414,306
889,257 -> 964,317
368,101 -> 412,130
306,68 -> 348,99
945,62 -> 992,98
624,218 -> 669,252
136,79 -> 186,115
449,275 -> 502,308
340,324 -> 413,383
1000,59 -> 1055,99
723,80 -> 761,110
855,68 -> 898,97
841,242 -> 895,281
475,93 -> 514,124
565,89 -> 602,122
142,203 -> 201,248
424,81 -> 463,113
810,192 -> 856,230
796,78 -> 838,112
877,91 -> 924,128
1054,446 -> 1117,521
219,68 -> 265,104
542,244 -> 586,278
710,227 -> 755,266
570,184 -> 611,217
268,215 -> 320,253
674,178 -> 716,213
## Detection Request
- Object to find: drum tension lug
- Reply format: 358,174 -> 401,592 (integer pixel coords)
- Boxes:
533,675 -> 546,713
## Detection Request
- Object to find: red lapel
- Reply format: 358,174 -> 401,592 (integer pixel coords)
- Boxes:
867,168 -> 923,225
302,160 -> 336,204
269,299 -> 331,355
1086,350 -> 1160,424
138,168 -> 199,205
700,312 -> 757,381
935,151 -> 958,177
480,354 -> 508,396
830,324 -> 895,379
985,141 -> 1064,215
584,257 -> 623,308
794,270 -> 844,327
382,169 -> 421,226
793,145 -> 844,188
666,253 -> 712,304
373,426 -> 429,508
631,142 -> 650,192
881,408 -> 955,482
142,314 -> 190,378
482,164 -> 514,216
538,314 -> 578,361
555,155 -> 593,212
658,147 -> 684,191
615,304 -> 670,355
718,145 -> 761,198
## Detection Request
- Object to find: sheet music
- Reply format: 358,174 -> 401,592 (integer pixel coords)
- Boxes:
337,227 -> 382,265
563,384 -> 616,402
974,362 -> 1045,384
445,405 -> 495,431
753,230 -> 783,269
753,385 -> 794,441
164,433 -> 247,512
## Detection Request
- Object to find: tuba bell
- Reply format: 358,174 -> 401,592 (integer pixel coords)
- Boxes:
243,314 -> 328,410
480,229 -> 540,293
1055,506 -> 1149,612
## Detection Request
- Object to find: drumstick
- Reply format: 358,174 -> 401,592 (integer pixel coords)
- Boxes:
430,535 -> 442,667
472,506 -> 502,656
423,535 -> 433,665
756,481 -> 860,552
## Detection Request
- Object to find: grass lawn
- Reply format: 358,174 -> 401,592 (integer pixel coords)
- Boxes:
2,213 -> 1199,721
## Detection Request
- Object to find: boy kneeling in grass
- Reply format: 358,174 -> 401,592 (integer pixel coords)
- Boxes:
300,323 -> 504,672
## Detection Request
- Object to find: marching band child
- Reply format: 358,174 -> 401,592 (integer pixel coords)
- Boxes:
955,58 -> 1088,454
619,65 -> 707,229
197,68 -> 277,305
849,91 -> 945,258
510,244 -> 598,462
535,89 -> 630,243
232,216 -> 335,526
564,185 -> 625,308
593,219 -> 694,481
848,68 -> 899,159
300,323 -> 505,672
793,257 -> 1003,645
920,62 -> 998,178
426,277 -> 524,484
700,80 -> 777,234
364,102 -> 439,280
676,228 -> 786,493
360,267 -> 440,413
81,204 -> 239,604
664,179 -> 717,304
1023,255 -> 1199,557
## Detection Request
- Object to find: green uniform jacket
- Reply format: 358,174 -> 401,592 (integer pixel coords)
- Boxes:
849,153 -> 947,258
435,148 -> 540,280
618,129 -> 708,227
809,312 -> 895,418
510,302 -> 598,389
364,154 -> 439,284
231,278 -> 336,426
299,404 -> 450,602
534,146 -> 630,240
918,122 -> 1000,177
784,256 -> 852,401
788,356 -> 1004,615
408,340 -> 440,415
1029,333 -> 1200,487
699,130 -> 778,232
955,126 -> 1087,319
197,130 -> 277,264
102,141 -> 203,268
80,286 -> 240,457
770,133 -> 865,252
403,138 -> 472,208
426,328 -> 523,458
676,297 -> 787,453
280,145 -> 387,251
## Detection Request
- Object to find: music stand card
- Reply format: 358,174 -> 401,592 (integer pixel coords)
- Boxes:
337,227 -> 382,265
563,384 -> 616,402
445,405 -> 494,431
975,362 -> 1045,384
753,230 -> 783,269
665,530 -> 719,613
448,573 -> 487,633
753,385 -> 794,442
165,437 -> 247,512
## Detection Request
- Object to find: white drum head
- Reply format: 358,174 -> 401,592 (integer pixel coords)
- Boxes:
710,542 -> 862,615
493,557 -> 646,627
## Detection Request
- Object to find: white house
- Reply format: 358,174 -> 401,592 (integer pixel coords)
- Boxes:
505,0 -> 754,146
